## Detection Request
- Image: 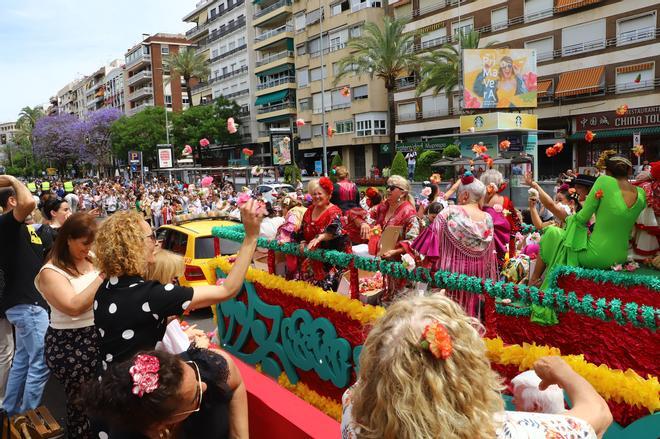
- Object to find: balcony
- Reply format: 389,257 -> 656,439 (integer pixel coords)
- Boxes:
255,24 -> 293,43
561,38 -> 606,57
196,17 -> 247,50
126,100 -> 154,116
256,50 -> 294,67
128,86 -> 154,101
126,70 -> 153,86
617,26 -> 657,46
186,0 -> 245,39
254,0 -> 292,23
208,44 -> 247,64
257,76 -> 295,91
125,52 -> 151,69
257,101 -> 296,114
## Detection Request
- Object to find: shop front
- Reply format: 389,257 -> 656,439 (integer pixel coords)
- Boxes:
569,105 -> 660,169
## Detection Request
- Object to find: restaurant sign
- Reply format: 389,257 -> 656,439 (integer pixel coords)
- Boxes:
575,105 -> 660,131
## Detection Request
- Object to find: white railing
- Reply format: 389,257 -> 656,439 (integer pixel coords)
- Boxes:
129,86 -> 153,100
256,50 -> 294,66
255,24 -> 293,42
257,76 -> 295,90
561,38 -> 606,56
126,70 -> 152,86
254,0 -> 291,19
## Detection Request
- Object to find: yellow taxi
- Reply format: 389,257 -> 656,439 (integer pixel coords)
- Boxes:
157,216 -> 242,287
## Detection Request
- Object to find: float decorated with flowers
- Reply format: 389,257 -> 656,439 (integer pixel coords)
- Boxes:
208,223 -> 659,438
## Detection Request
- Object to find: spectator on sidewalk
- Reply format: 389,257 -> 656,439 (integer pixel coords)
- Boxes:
0,175 -> 49,416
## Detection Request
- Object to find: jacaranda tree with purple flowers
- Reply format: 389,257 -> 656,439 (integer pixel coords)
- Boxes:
79,107 -> 122,174
32,113 -> 84,173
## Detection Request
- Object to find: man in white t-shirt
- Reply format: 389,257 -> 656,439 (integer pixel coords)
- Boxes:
405,151 -> 417,181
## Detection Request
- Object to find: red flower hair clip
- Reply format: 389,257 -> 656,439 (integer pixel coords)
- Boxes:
129,354 -> 160,397
460,171 -> 475,185
421,321 -> 453,360
319,177 -> 334,195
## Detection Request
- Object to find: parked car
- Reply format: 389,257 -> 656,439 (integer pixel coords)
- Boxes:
254,183 -> 295,202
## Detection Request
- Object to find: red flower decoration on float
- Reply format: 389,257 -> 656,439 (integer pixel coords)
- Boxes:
585,130 -> 595,143
199,138 -> 210,147
499,140 -> 511,151
319,176 -> 334,195
421,321 -> 453,360
182,145 -> 192,156
242,148 -> 254,157
595,189 -> 604,199
295,118 -> 305,127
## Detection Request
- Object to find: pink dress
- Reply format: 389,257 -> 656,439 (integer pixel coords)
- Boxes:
411,205 -> 497,319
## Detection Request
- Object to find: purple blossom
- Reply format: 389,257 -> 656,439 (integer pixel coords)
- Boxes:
80,107 -> 122,165
33,113 -> 84,167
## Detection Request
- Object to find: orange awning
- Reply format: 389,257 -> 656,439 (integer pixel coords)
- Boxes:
537,79 -> 552,97
616,62 -> 654,74
555,66 -> 604,98
555,0 -> 601,13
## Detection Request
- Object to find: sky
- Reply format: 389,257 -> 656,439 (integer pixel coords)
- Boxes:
0,0 -> 195,122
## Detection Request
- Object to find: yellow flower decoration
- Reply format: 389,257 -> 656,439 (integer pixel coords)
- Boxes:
485,337 -> 660,413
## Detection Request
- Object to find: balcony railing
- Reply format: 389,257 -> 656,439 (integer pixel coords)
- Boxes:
257,101 -> 296,114
256,50 -> 294,66
617,26 -> 657,45
129,86 -> 153,100
221,88 -> 250,100
125,52 -> 150,69
254,0 -> 291,19
208,44 -> 247,64
197,17 -> 247,49
257,76 -> 295,90
186,0 -> 245,38
126,100 -> 154,116
126,70 -> 152,86
255,24 -> 293,43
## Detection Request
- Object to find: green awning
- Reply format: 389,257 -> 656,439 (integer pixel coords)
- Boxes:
253,0 -> 262,4
255,89 -> 289,106
568,126 -> 660,140
256,63 -> 294,77
258,115 -> 291,124
286,38 -> 294,51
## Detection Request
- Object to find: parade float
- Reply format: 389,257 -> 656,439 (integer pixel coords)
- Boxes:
207,223 -> 659,439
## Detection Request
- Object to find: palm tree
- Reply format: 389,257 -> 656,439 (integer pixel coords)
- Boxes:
16,105 -> 45,142
416,30 -> 496,98
335,17 -> 418,153
163,47 -> 210,108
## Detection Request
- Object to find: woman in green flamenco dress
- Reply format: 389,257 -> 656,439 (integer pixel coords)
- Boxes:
529,152 -> 646,293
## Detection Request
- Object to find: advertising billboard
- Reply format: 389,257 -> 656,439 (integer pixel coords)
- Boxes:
157,147 -> 173,169
463,49 -> 538,109
271,134 -> 292,165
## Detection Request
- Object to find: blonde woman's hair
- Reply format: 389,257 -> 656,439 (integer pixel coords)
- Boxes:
387,175 -> 415,205
94,210 -> 148,277
351,295 -> 504,439
336,166 -> 349,179
146,250 -> 185,284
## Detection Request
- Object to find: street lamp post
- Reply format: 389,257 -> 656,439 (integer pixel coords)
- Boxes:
154,66 -> 173,182
318,2 -> 328,176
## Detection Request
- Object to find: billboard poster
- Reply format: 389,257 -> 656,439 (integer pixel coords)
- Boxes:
157,148 -> 173,168
463,49 -> 538,109
271,134 -> 292,165
459,113 -> 538,132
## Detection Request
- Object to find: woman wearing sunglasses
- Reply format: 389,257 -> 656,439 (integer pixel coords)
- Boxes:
496,55 -> 527,108
84,348 -> 246,438
359,175 -> 420,302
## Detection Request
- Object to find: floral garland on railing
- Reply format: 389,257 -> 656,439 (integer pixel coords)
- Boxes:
213,256 -> 385,325
212,227 -> 659,331
485,337 -> 660,413
548,265 -> 660,291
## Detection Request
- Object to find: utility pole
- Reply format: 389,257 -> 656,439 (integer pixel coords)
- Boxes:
318,1 -> 328,176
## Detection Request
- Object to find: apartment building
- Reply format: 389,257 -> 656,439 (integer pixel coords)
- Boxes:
104,63 -> 125,113
57,77 -> 88,117
183,0 -> 217,106
0,122 -> 19,164
86,66 -> 107,113
123,33 -> 192,117
253,0 -> 297,165
393,0 -> 659,175
293,0 -> 389,176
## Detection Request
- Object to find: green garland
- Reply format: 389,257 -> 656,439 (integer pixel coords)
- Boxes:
519,223 -> 539,234
212,225 -> 659,331
547,265 -> 660,291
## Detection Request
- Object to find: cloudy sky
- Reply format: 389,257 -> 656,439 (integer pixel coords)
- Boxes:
0,0 -> 195,122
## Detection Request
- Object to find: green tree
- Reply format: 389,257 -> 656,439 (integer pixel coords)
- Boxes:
164,47 -> 210,107
110,107 -> 168,167
284,163 -> 302,186
13,105 -> 45,171
335,17 -> 418,154
330,153 -> 343,181
390,151 -> 408,178
416,30 -> 496,98
171,96 -> 241,149
413,150 -> 442,181
443,144 -> 460,158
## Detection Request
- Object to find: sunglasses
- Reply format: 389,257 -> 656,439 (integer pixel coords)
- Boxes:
387,185 -> 404,192
173,361 -> 203,417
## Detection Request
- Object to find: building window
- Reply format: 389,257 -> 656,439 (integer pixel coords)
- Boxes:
312,91 -> 332,113
297,44 -> 307,56
299,97 -> 311,111
238,36 -> 245,46
312,123 -> 328,137
491,7 -> 508,31
212,49 -> 219,59
331,0 -> 350,15
297,68 -> 309,87
310,66 -> 327,81
422,94 -> 449,118
451,17 -> 473,37
352,85 -> 368,100
294,13 -> 306,32
617,12 -> 656,46
397,102 -> 417,121
524,0 -> 552,22
356,119 -> 372,136
374,119 -> 386,135
214,69 -> 220,78
421,28 -> 446,49
349,24 -> 363,39
331,87 -> 351,109
525,36 -> 554,62
615,63 -> 655,93
335,120 -> 354,134
161,46 -> 170,55
165,95 -> 172,108
229,41 -> 236,51
562,20 -> 606,56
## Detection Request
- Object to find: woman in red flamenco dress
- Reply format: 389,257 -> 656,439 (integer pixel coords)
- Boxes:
295,177 -> 351,290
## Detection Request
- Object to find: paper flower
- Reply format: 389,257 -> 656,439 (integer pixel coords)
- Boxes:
340,86 -> 351,97
624,260 -> 639,271
401,254 -> 416,271
237,192 -> 251,206
545,142 -> 564,157
634,73 -> 641,84
251,165 -> 264,176
499,140 -> 511,150
611,264 -> 623,272
529,232 -> 541,243
463,90 -> 481,109
182,145 -> 192,156
327,127 -> 335,137
472,143 -> 487,156
420,187 -> 432,197
554,142 -> 564,153
595,189 -> 604,199
199,138 -> 210,147
129,355 -> 160,397
522,71 -> 537,91
370,225 -> 382,237
295,118 -> 305,127
282,136 -> 290,144
492,203 -> 503,212
429,173 -> 441,184
585,130 -> 595,143
632,144 -> 644,157
201,176 -> 213,188
227,117 -> 238,134
615,104 -> 628,116
242,147 -> 254,157
421,321 -> 453,360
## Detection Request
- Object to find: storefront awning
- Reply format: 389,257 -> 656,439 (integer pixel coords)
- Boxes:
555,0 -> 601,13
568,126 -> 660,140
255,89 -> 289,106
537,79 -> 552,97
555,66 -> 604,97
256,64 -> 294,77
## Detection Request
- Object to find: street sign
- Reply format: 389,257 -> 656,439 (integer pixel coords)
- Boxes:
128,151 -> 141,165
633,132 -> 641,146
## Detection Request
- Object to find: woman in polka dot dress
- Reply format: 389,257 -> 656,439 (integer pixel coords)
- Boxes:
35,213 -> 105,438
92,200 -> 263,367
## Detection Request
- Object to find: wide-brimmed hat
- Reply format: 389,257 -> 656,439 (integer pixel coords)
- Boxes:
572,174 -> 597,187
